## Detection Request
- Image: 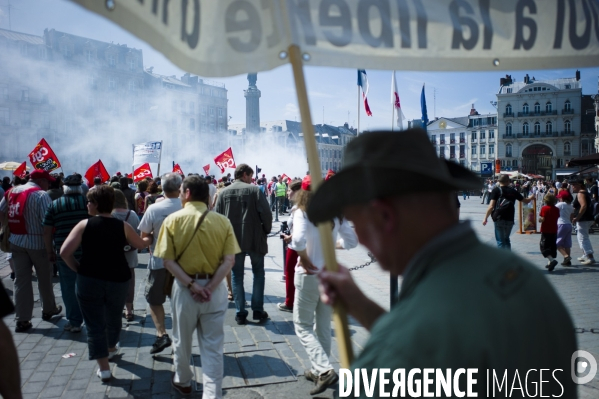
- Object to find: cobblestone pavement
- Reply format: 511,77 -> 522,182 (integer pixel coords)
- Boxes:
0,198 -> 598,398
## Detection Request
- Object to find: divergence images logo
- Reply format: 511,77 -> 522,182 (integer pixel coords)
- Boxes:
572,350 -> 597,384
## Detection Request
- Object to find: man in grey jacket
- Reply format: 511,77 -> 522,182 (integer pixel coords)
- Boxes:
215,164 -> 272,325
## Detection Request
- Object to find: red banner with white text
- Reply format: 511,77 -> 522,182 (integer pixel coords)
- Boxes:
213,148 -> 236,174
28,138 -> 61,172
13,162 -> 27,179
133,163 -> 153,182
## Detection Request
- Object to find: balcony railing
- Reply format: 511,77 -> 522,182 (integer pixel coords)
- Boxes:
450,139 -> 455,144
459,138 -> 465,143
562,109 -> 574,115
503,112 -> 514,117
517,112 -> 530,117
560,130 -> 575,137
515,132 -> 559,138
459,153 -> 465,158
450,153 -> 456,159
479,138 -> 486,143
502,134 -> 513,139
440,140 -> 445,144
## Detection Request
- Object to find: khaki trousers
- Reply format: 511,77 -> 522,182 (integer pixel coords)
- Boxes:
171,278 -> 227,399
11,244 -> 57,321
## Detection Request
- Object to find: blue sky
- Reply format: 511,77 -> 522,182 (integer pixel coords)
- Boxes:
3,0 -> 599,131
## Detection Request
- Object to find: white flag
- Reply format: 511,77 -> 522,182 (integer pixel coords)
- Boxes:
391,71 -> 405,130
132,141 -> 162,166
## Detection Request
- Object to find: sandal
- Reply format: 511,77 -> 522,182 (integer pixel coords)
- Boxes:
124,312 -> 134,322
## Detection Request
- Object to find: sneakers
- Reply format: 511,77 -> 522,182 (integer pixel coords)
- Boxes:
42,305 -> 62,321
309,369 -> 339,395
277,303 -> 293,313
577,255 -> 588,261
97,369 -> 111,383
107,344 -> 119,361
561,256 -> 572,266
235,315 -> 247,325
581,257 -> 596,265
171,374 -> 192,395
253,311 -> 269,322
150,334 -> 172,354
15,321 -> 32,333
64,323 -> 82,333
546,260 -> 558,272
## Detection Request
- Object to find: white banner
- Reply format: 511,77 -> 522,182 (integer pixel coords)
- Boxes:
71,0 -> 599,77
132,141 -> 162,166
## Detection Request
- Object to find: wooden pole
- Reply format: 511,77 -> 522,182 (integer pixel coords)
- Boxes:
288,44 -> 354,368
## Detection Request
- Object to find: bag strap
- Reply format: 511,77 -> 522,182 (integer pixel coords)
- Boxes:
126,210 -> 131,221
175,210 -> 209,263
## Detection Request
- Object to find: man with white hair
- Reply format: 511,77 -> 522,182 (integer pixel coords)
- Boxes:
0,169 -> 62,333
43,174 -> 90,333
138,173 -> 183,354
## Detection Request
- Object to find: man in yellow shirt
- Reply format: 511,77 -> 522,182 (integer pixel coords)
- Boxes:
154,176 -> 240,398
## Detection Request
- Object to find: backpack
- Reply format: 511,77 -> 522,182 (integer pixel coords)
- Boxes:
491,187 -> 514,222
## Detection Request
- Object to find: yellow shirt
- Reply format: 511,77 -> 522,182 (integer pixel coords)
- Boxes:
154,202 -> 241,274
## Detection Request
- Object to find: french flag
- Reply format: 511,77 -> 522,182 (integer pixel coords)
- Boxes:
357,70 -> 372,116
391,71 -> 405,130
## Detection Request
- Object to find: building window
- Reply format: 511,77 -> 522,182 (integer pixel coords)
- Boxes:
564,100 -> 571,111
489,129 -> 495,139
565,120 -> 571,132
0,108 -> 8,125
471,145 -> 477,155
534,122 -> 541,135
128,81 -> 136,91
210,107 -> 215,116
546,102 -> 552,112
108,54 -> 116,67
459,132 -> 465,142
471,132 -> 477,141
21,110 -> 31,127
480,145 -> 486,154
62,45 -> 71,58
512,160 -> 518,167
0,85 -> 7,100
489,144 -> 495,154
431,134 -> 436,142
480,130 -> 486,139
582,140 -> 589,154
109,77 -> 116,90
180,101 -> 186,113
546,122 -> 553,134
440,146 -> 445,158
129,58 -> 136,70
218,108 -> 223,118
21,89 -> 29,102
506,124 -> 512,136
564,142 -> 571,155
190,118 -> 195,130
210,122 -> 215,131
506,143 -> 512,157
534,102 -> 541,114
189,102 -> 195,113
86,50 -> 93,62
523,103 -> 529,114
506,104 -> 512,115
523,122 -> 529,135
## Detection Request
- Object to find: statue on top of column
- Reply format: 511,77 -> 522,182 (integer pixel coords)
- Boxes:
248,73 -> 257,88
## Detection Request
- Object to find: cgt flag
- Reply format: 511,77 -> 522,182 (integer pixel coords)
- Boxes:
280,174 -> 291,184
85,160 -> 110,186
133,163 -> 153,182
29,138 -> 61,172
203,164 -> 211,175
214,148 -> 236,173
173,163 -> 184,176
13,162 -> 27,179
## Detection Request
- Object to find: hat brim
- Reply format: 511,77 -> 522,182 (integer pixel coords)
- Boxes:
307,161 -> 481,224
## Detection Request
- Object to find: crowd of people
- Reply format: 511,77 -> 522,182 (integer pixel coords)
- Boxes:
0,128 -> 584,398
0,163 -> 356,398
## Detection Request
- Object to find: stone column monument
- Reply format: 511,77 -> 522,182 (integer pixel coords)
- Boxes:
244,73 -> 261,134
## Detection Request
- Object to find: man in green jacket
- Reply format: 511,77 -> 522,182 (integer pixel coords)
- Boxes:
310,129 -> 577,397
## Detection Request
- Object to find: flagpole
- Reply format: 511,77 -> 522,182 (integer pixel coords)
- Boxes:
156,141 -> 163,177
289,44 -> 354,368
357,85 -> 360,135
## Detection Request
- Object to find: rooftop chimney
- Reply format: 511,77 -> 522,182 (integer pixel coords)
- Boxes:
576,70 -> 581,81
470,104 -> 479,116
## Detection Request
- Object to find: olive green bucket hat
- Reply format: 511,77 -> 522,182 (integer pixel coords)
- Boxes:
307,128 -> 481,223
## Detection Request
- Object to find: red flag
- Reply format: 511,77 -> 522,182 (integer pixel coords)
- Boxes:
28,138 -> 61,172
203,164 -> 210,175
85,160 -> 110,186
213,148 -> 236,173
280,174 -> 291,184
13,162 -> 27,178
133,163 -> 153,182
173,164 -> 184,176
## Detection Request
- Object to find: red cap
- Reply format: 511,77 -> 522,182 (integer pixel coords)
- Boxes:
301,175 -> 311,191
30,169 -> 56,182
556,190 -> 572,200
